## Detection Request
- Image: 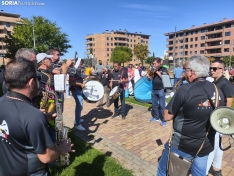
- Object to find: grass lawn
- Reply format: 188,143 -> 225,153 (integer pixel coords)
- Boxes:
125,96 -> 172,108
50,131 -> 133,176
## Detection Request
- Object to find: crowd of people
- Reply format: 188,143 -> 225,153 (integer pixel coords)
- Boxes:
0,48 -> 233,176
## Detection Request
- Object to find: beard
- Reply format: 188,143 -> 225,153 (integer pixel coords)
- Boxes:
31,79 -> 40,98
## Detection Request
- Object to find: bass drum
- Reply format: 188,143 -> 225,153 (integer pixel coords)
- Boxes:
134,76 -> 152,103
83,80 -> 104,102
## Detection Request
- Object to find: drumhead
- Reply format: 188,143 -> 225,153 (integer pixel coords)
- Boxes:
109,86 -> 118,96
83,80 -> 104,101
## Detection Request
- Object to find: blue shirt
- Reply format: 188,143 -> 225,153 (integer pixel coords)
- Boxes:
174,67 -> 184,78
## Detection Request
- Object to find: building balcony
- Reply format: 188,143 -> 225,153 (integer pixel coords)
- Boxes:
114,41 -> 128,45
166,50 -> 173,53
206,29 -> 223,35
206,37 -> 222,42
205,53 -> 222,57
205,45 -> 222,49
0,33 -> 6,38
167,38 -> 173,42
85,40 -> 94,44
85,52 -> 90,55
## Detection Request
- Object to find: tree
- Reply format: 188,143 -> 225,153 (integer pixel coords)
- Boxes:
133,44 -> 150,64
152,52 -> 155,58
222,56 -> 234,67
5,16 -> 71,59
145,56 -> 154,64
110,46 -> 132,65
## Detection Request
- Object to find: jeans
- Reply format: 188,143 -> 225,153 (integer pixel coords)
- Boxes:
157,142 -> 209,176
71,90 -> 83,126
174,77 -> 181,89
151,89 -> 165,122
114,89 -> 125,115
98,86 -> 110,106
206,132 -> 223,174
65,84 -> 70,97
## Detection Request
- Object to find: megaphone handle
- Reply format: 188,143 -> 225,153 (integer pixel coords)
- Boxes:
219,135 -> 231,151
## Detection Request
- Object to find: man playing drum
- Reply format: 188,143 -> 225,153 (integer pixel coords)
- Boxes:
69,59 -> 86,131
110,62 -> 128,120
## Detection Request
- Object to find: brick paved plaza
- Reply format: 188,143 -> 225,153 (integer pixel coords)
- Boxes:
63,96 -> 234,176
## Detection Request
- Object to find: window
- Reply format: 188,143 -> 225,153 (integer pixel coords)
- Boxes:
134,40 -> 136,42
7,31 -> 11,35
111,43 -> 113,46
130,39 -> 132,42
190,45 -> 193,48
190,51 -> 193,55
107,54 -> 109,57
224,40 -> 230,44
107,37 -> 109,40
6,22 -> 10,27
195,44 -> 197,48
107,43 -> 109,46
224,48 -> 229,52
194,51 -> 197,54
0,30 -> 3,34
180,46 -> 183,49
225,23 -> 231,28
201,36 -> 205,40
200,43 -> 205,47
200,50 -> 204,54
225,32 -> 231,36
130,44 -> 132,47
111,38 -> 113,41
195,31 -> 198,34
190,38 -> 193,42
195,37 -> 198,41
190,31 -> 193,35
201,29 -> 206,33
107,48 -> 109,51
180,52 -> 183,56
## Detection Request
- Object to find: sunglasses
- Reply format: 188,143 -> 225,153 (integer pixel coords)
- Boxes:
209,67 -> 223,72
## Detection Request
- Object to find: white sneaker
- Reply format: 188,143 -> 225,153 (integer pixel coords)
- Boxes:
75,124 -> 86,131
80,119 -> 84,123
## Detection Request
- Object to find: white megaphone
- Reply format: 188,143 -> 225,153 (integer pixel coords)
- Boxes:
210,106 -> 234,151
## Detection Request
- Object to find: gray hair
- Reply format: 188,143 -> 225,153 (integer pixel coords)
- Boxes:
15,48 -> 35,61
187,55 -> 210,77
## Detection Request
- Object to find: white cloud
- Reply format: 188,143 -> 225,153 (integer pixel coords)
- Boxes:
122,3 -> 170,12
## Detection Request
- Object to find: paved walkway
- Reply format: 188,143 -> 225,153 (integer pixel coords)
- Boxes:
63,95 -> 234,176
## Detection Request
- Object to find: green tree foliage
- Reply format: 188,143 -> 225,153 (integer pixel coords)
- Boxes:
152,52 -> 155,58
133,44 -> 150,64
222,56 -> 234,67
5,16 -> 71,59
110,46 -> 132,65
145,56 -> 154,64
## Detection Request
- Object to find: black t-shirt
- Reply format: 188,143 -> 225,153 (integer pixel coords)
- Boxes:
69,67 -> 84,91
167,79 -> 225,156
214,76 -> 234,105
0,95 -> 54,176
112,68 -> 128,89
100,70 -> 112,87
152,67 -> 168,90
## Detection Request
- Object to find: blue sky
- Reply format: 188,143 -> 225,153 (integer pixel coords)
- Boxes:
1,0 -> 234,59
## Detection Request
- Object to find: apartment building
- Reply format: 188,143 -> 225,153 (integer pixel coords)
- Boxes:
0,11 -> 20,65
165,18 -> 234,60
85,30 -> 150,64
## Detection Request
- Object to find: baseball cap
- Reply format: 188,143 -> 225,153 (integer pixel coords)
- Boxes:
36,53 -> 53,63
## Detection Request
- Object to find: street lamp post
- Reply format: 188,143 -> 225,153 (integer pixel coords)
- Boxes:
32,22 -> 36,50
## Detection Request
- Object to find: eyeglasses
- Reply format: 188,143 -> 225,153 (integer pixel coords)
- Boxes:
184,67 -> 191,71
209,67 -> 223,72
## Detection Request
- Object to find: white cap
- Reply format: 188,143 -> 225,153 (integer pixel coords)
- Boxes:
36,53 -> 53,63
